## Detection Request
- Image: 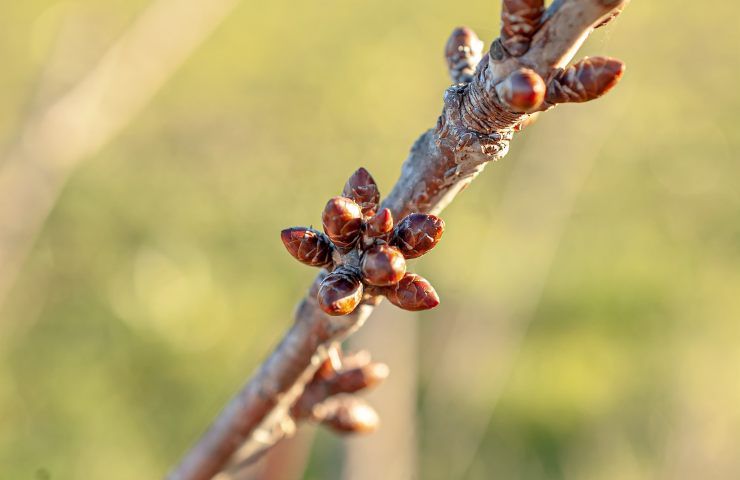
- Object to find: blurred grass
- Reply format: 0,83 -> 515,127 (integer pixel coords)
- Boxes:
1,0 -> 740,479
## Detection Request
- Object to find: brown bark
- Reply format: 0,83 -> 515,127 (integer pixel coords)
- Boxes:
167,1 -> 629,479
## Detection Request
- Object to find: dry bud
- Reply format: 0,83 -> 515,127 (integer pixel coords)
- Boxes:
495,68 -> 546,113
322,197 -> 363,252
546,57 -> 625,105
320,398 -> 379,435
393,213 -> 445,259
383,273 -> 440,311
366,208 -> 394,238
317,268 -> 364,316
445,26 -> 484,84
342,168 -> 380,216
501,0 -> 545,57
280,227 -> 333,268
361,245 -> 406,287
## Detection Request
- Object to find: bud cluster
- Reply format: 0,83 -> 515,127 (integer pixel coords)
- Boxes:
281,168 -> 445,316
291,349 -> 388,435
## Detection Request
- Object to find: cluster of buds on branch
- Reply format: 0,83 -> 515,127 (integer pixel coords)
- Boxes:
445,0 -> 625,117
169,3 -> 631,479
282,168 -> 444,316
290,348 -> 388,434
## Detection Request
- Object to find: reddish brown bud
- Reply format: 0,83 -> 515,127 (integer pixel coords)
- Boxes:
317,268 -> 363,316
327,362 -> 390,396
360,245 -> 406,287
366,208 -> 394,238
546,57 -> 625,105
342,168 -> 380,216
320,398 -> 379,435
495,68 -> 546,113
445,26 -> 484,84
383,273 -> 440,311
392,213 -> 445,259
322,197 -> 363,252
501,0 -> 545,56
280,227 -> 333,268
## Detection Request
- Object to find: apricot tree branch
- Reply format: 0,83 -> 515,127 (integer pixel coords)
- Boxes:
168,1 -> 629,479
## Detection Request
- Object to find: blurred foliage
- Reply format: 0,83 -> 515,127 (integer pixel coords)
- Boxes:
2,0 -> 740,479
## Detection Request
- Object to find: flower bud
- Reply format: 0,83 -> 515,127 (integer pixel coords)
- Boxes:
342,168 -> 380,216
280,227 -> 333,267
322,197 -> 363,252
500,0 -> 545,57
495,68 -> 546,113
366,208 -> 394,238
383,273 -> 440,311
546,56 -> 625,105
320,398 -> 379,435
327,362 -> 390,396
361,245 -> 406,287
317,268 -> 364,316
445,26 -> 484,84
392,213 -> 445,259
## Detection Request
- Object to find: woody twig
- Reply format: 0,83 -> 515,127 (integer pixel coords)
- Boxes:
168,1 -> 629,479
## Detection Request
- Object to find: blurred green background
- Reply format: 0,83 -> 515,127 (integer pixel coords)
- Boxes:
2,0 -> 739,479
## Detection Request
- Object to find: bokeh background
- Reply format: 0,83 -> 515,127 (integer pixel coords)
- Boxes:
2,1 -> 739,479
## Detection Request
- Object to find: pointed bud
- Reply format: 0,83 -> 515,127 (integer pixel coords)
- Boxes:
392,213 -> 445,259
320,398 -> 379,435
501,0 -> 545,57
317,268 -> 364,316
546,57 -> 625,105
361,245 -> 406,287
342,168 -> 380,216
495,68 -> 546,113
322,197 -> 363,252
327,362 -> 390,396
280,227 -> 333,267
445,26 -> 484,84
366,208 -> 394,238
384,273 -> 440,311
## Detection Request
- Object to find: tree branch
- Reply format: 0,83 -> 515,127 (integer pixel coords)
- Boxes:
167,1 -> 629,478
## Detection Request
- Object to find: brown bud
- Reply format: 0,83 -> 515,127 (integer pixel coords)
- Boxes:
392,213 -> 445,259
320,398 -> 379,435
322,197 -> 363,252
546,57 -> 625,105
361,245 -> 406,287
366,208 -> 394,238
383,273 -> 440,311
501,0 -> 545,57
495,68 -> 546,113
317,268 -> 363,316
280,227 -> 333,268
327,362 -> 390,396
445,26 -> 484,84
342,168 -> 380,216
